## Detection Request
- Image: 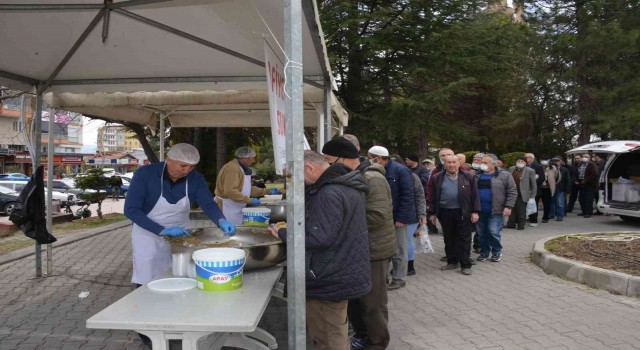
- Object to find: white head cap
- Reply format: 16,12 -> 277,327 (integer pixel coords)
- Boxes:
235,146 -> 256,158
368,145 -> 389,157
167,143 -> 200,164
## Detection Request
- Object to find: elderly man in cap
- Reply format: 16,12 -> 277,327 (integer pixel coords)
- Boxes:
125,143 -> 235,286
368,145 -> 416,290
215,146 -> 275,224
268,149 -> 370,350
422,157 -> 436,173
322,137 -> 396,350
507,157 -> 537,230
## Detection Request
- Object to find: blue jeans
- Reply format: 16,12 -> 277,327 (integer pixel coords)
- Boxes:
406,223 -> 418,261
476,213 -> 503,256
550,191 -> 565,218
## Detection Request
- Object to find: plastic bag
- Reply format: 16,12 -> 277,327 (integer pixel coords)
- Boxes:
526,198 -> 537,216
415,225 -> 434,253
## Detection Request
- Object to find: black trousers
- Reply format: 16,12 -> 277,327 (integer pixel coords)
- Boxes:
507,193 -> 526,228
579,186 -> 596,215
541,188 -> 553,220
437,208 -> 473,268
567,183 -> 579,213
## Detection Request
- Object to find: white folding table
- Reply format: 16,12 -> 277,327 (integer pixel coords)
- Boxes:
86,266 -> 284,350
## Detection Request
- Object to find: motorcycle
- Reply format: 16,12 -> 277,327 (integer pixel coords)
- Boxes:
63,201 -> 92,219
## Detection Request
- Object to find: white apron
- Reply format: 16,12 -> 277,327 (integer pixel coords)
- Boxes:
221,173 -> 252,225
131,167 -> 190,284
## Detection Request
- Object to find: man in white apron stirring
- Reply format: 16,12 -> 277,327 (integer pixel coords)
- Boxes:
214,146 -> 273,224
124,143 -> 236,286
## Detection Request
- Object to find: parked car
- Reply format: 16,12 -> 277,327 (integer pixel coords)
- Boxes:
52,179 -> 97,197
103,178 -> 130,198
0,173 -> 29,181
567,140 -> 640,223
0,181 -> 76,205
0,186 -> 19,215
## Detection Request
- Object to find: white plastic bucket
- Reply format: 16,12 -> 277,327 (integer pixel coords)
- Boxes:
192,248 -> 245,291
242,207 -> 271,226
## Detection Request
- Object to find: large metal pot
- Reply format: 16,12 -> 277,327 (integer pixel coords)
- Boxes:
259,202 -> 287,222
167,224 -> 286,271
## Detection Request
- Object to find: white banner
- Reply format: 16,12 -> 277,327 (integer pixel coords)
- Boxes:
264,41 -> 287,175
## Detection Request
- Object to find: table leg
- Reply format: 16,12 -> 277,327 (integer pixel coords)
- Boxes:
136,330 -> 168,350
246,328 -> 278,349
223,333 -> 270,350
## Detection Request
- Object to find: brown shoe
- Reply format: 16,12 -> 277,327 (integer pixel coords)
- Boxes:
387,282 -> 406,291
440,263 -> 458,270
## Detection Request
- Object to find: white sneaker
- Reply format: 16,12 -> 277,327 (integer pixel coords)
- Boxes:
529,223 -> 538,227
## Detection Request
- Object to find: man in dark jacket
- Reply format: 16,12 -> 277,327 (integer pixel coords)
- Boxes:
368,145 -> 416,290
566,154 -> 582,213
428,155 -> 480,275
574,153 -> 599,217
268,150 -> 370,350
406,154 -> 430,192
322,137 -> 396,350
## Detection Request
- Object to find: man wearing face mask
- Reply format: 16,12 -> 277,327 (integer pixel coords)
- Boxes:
470,153 -> 485,175
475,154 -> 517,263
573,153 -> 599,218
507,157 -> 537,230
524,153 -> 545,227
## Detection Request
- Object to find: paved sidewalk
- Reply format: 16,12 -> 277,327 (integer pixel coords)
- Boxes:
1,213 -> 639,350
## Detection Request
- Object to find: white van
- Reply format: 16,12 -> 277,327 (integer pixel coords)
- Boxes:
567,140 -> 640,223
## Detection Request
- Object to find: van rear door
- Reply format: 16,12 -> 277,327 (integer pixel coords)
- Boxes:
567,140 -> 640,154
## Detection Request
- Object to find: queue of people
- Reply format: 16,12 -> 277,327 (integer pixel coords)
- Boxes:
123,140 -> 603,350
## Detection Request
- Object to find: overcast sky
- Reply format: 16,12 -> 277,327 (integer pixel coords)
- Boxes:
82,118 -> 104,145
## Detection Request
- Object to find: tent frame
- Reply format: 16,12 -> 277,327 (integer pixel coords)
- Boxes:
0,1 -> 344,347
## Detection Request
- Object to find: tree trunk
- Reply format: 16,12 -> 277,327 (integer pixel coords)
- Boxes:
216,128 -> 227,171
575,0 -> 591,145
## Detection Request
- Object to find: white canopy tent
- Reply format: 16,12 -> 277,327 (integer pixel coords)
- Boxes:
0,0 -> 347,347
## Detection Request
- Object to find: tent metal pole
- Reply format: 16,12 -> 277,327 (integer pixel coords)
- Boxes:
159,113 -> 165,162
46,108 -> 55,276
323,83 -> 331,141
285,0 -> 306,348
52,75 -> 325,85
34,88 -> 43,277
316,110 -> 324,153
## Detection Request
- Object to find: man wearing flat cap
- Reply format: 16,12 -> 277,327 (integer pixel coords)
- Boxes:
323,137 -> 396,350
125,143 -> 236,286
507,157 -> 537,230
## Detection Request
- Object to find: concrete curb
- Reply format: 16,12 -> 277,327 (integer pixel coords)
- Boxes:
531,232 -> 640,298
0,219 -> 132,266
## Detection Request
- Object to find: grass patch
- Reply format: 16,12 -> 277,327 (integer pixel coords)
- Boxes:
53,213 -> 127,233
0,213 -> 128,256
544,235 -> 583,252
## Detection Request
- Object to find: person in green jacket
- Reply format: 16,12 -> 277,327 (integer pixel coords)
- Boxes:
324,135 -> 397,350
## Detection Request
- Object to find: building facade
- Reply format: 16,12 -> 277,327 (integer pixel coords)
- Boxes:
97,124 -> 142,153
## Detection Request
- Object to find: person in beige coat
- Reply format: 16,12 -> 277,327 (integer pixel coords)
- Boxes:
214,147 -> 268,225
507,157 -> 538,230
539,158 -> 558,223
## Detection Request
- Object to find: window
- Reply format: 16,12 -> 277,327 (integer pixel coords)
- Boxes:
12,121 -> 23,132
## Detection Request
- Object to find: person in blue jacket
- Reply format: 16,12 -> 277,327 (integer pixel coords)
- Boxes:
124,143 -> 235,286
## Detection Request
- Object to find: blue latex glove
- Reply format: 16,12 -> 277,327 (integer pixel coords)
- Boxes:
160,226 -> 189,237
268,188 -> 280,195
218,219 -> 237,236
251,197 -> 261,206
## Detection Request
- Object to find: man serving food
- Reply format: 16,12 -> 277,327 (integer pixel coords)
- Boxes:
124,143 -> 235,286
